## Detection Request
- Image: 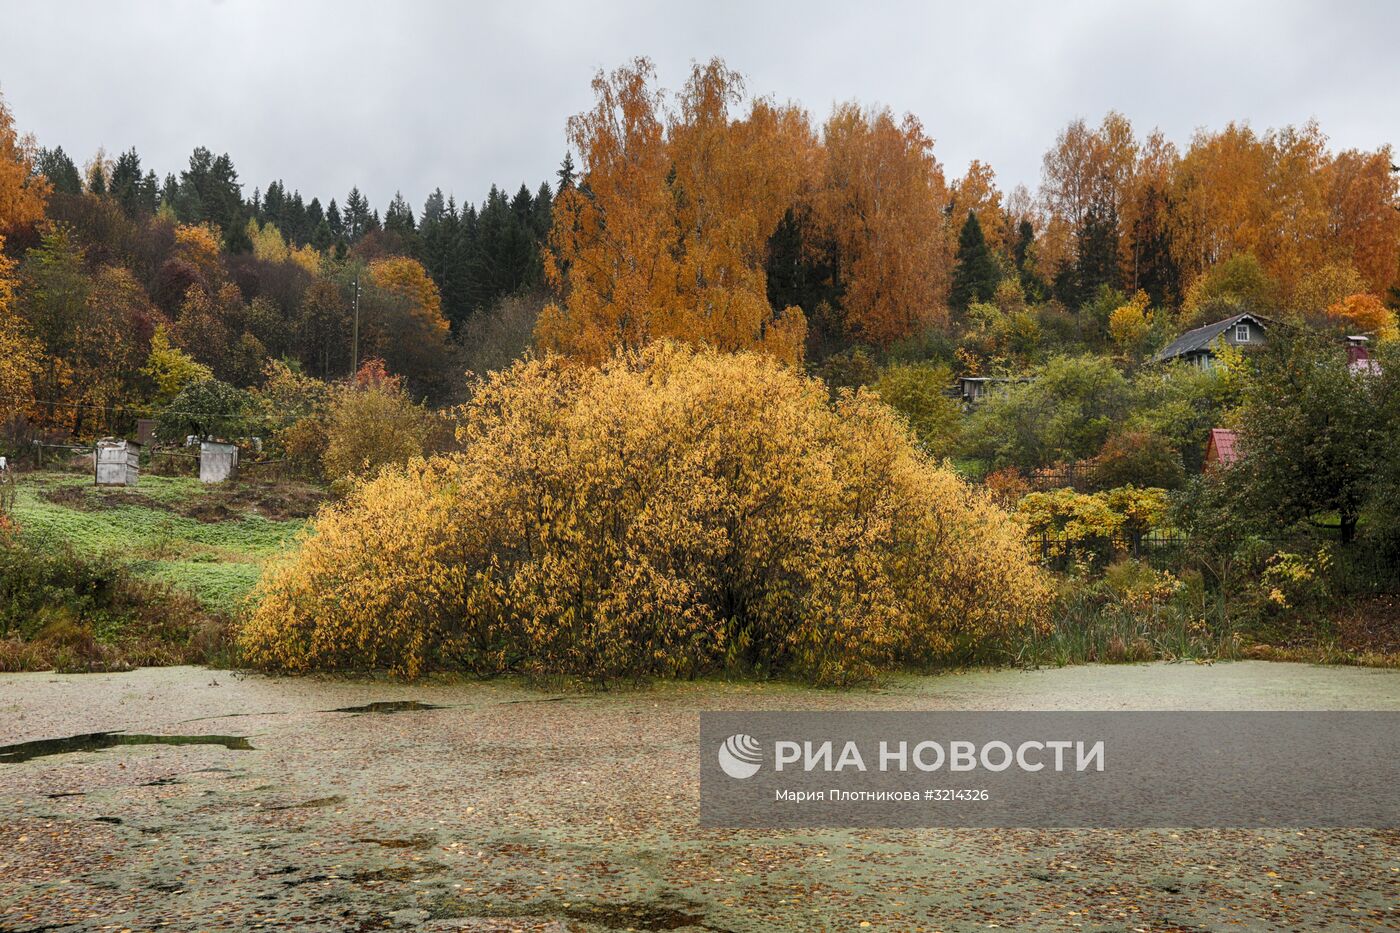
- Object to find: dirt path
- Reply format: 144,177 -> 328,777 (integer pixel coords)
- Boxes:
2,662 -> 1398,931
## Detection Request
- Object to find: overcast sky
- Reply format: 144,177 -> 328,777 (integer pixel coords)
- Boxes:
1,0 -> 1396,214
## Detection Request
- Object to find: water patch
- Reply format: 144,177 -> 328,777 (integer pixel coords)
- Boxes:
329,700 -> 442,714
0,732 -> 253,764
356,834 -> 436,849
264,794 -> 345,810
442,897 -> 718,932
561,901 -> 714,931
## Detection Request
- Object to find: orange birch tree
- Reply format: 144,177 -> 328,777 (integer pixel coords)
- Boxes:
816,103 -> 951,345
537,57 -> 809,364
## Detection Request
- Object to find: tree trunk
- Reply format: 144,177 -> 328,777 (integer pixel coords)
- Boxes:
1340,508 -> 1358,546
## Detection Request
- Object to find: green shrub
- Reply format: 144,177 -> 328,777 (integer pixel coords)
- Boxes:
961,354 -> 1133,470
156,378 -> 251,441
873,362 -> 961,458
0,531 -> 229,671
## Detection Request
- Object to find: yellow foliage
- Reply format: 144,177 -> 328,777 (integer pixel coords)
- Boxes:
174,222 -> 221,257
172,222 -> 224,283
246,217 -> 321,275
289,243 -> 321,277
817,104 -> 951,345
1163,122 -> 1400,303
1326,292 -> 1398,342
243,342 -> 1050,683
1018,485 -> 1170,540
947,159 -> 1005,254
247,218 -> 290,264
367,256 -> 450,343
1108,291 -> 1152,351
0,94 -> 48,235
320,378 -> 436,486
538,59 -> 810,366
1019,488 -> 1124,540
243,462 -> 474,675
1294,262 -> 1364,318
142,324 -> 212,406
1101,485 -> 1171,535
1255,548 -> 1331,618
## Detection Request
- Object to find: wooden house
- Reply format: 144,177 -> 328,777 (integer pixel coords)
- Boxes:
1153,313 -> 1269,369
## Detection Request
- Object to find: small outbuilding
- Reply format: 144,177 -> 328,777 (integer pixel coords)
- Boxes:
199,441 -> 239,484
956,375 -> 1026,405
1204,428 -> 1241,471
1347,336 -> 1383,377
95,438 -> 141,487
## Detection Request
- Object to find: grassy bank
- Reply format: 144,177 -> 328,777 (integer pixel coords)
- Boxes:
10,471 -> 318,614
0,469 -> 325,672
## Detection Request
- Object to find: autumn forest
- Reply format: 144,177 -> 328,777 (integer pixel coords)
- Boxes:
1,56 -> 1396,444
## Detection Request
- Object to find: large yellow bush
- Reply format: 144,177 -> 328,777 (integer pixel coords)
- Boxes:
242,343 -> 1049,683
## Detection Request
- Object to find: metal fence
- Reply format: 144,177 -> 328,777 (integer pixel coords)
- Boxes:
1033,530 -> 1188,572
1026,463 -> 1097,493
1034,530 -> 1400,593
1330,547 -> 1400,595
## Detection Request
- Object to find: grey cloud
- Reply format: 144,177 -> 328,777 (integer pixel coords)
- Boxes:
1,0 -> 1395,215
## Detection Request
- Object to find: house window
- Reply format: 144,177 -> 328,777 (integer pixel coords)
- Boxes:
1235,323 -> 1250,342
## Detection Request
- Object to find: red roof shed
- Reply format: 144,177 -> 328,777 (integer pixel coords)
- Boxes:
1204,428 -> 1241,470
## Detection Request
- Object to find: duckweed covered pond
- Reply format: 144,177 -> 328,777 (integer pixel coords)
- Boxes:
2,662 -> 1398,931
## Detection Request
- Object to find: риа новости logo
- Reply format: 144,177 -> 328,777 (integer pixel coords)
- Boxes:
717,733 -> 762,779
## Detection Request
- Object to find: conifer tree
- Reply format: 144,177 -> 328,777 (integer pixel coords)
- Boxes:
385,191 -> 416,235
326,199 -> 344,239
159,173 -> 179,212
342,187 -> 370,241
950,211 -> 1000,310
532,181 -> 554,238
556,152 -> 576,192
1012,219 -> 1049,301
1075,198 -> 1120,302
36,146 -> 83,196
109,147 -> 144,214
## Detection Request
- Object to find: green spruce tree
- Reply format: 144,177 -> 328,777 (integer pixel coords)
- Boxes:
950,211 -> 1000,310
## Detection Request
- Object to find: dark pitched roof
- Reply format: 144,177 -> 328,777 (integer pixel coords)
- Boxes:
1152,312 -> 1268,363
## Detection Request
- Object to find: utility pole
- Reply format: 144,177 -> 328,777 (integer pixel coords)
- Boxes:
350,273 -> 361,375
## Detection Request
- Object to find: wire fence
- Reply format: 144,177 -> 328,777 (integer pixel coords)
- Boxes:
1330,547 -> 1400,595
